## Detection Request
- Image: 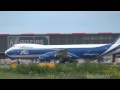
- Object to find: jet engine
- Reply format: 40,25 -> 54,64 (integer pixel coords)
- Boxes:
39,52 -> 58,61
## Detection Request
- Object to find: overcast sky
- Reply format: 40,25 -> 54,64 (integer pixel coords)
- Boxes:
0,11 -> 120,34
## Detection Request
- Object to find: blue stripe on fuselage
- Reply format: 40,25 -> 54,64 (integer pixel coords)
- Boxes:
7,44 -> 112,59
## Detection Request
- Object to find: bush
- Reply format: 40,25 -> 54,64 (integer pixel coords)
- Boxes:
1,62 -> 120,78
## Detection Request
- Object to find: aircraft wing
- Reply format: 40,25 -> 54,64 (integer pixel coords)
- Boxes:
44,48 -> 70,58
55,49 -> 68,56
54,49 -> 80,58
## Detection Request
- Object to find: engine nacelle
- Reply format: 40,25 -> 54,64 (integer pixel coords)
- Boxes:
39,54 -> 47,61
39,52 -> 57,61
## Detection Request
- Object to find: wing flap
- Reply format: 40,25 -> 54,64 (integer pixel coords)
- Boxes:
55,49 -> 68,57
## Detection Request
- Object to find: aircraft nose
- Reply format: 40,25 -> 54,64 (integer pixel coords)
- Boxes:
5,50 -> 9,55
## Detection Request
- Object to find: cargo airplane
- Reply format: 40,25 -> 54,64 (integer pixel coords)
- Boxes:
5,36 -> 120,63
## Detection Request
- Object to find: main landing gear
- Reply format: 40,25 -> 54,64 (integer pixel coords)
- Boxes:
97,58 -> 103,63
112,54 -> 116,65
59,57 -> 74,63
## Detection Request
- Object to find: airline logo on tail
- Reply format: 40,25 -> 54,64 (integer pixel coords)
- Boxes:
98,36 -> 120,57
112,36 -> 120,44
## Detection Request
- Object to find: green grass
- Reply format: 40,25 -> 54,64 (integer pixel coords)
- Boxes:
1,62 -> 120,79
0,71 -> 41,79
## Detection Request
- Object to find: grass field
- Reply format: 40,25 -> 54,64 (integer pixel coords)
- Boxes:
0,62 -> 120,79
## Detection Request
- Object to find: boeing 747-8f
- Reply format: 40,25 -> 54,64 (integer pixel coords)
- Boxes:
5,36 -> 120,63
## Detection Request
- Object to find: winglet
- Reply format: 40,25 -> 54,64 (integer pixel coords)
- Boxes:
112,36 -> 120,44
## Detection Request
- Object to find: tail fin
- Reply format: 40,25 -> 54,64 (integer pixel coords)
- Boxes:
112,36 -> 120,44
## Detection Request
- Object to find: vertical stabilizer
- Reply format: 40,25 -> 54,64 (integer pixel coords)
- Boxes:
112,36 -> 120,44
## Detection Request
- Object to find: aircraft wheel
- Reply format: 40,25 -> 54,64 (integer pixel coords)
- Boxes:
59,58 -> 66,63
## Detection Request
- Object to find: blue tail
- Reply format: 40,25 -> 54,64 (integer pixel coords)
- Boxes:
112,36 -> 120,44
